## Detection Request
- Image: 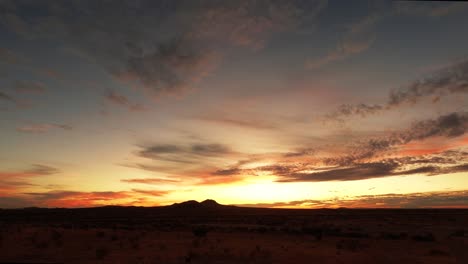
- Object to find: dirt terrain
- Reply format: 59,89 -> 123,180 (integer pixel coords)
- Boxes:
0,200 -> 467,263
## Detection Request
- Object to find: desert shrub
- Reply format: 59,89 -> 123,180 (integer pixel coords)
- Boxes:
412,232 -> 435,242
132,242 -> 140,250
336,239 -> 366,252
380,232 -> 407,240
96,246 -> 109,259
428,249 -> 449,256
110,233 -> 119,241
192,238 -> 200,248
302,227 -> 323,240
192,226 -> 209,238
450,229 -> 465,237
35,241 -> 49,249
96,230 -> 106,238
159,243 -> 167,250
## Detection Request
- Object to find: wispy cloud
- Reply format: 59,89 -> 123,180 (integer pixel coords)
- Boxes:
0,164 -> 60,178
324,112 -> 468,166
394,2 -> 468,17
327,58 -> 468,121
104,90 -> 146,112
17,123 -> 72,133
196,115 -> 277,130
137,142 -> 233,164
237,190 -> 468,208
0,91 -> 16,103
121,178 -> 180,185
306,14 -> 380,69
0,1 -> 325,99
14,80 -> 46,94
0,47 -> 20,64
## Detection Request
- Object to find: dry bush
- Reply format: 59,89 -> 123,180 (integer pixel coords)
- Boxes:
96,246 -> 109,259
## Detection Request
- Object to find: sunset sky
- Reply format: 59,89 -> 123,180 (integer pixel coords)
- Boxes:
1,0 -> 468,208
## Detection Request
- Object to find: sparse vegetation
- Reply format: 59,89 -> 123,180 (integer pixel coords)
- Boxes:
96,246 -> 109,259
192,226 -> 209,238
412,232 -> 435,242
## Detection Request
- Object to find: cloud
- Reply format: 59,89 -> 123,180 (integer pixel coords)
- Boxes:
0,91 -> 15,102
14,80 -> 46,93
116,38 -> 221,97
236,190 -> 468,208
0,0 -> 324,98
23,190 -> 133,207
327,58 -> 468,121
306,14 -> 380,69
104,90 -> 146,112
17,123 -> 72,133
137,142 -> 232,164
121,178 -> 180,185
0,164 -> 60,178
130,189 -> 169,197
0,47 -> 20,64
325,112 -> 468,166
394,2 -> 468,17
388,58 -> 468,107
15,188 -> 171,208
279,149 -> 468,183
197,116 -> 277,130
211,112 -> 468,182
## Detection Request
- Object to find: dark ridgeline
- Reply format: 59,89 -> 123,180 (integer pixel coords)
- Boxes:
0,200 -> 467,226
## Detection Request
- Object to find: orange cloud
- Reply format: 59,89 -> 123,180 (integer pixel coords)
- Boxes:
399,136 -> 468,156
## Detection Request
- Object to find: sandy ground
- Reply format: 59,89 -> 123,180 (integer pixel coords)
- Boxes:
0,223 -> 466,264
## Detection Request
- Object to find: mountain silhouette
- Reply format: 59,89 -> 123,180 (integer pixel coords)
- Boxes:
169,199 -> 223,209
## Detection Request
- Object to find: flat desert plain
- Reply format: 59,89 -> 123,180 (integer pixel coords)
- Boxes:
0,201 -> 467,264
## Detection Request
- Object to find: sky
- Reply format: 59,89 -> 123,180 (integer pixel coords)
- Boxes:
1,0 -> 468,208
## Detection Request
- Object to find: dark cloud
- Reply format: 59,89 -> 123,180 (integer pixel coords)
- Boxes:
278,156 -> 468,183
0,0 -> 325,98
327,59 -> 468,121
389,59 -> 468,107
191,143 -> 231,156
17,123 -> 72,133
104,90 -> 146,112
138,142 -> 232,164
14,80 -> 46,93
211,168 -> 243,176
326,112 -> 468,166
325,104 -> 383,121
283,148 -> 315,158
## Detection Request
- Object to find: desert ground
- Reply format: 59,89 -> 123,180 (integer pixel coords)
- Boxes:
0,201 -> 467,264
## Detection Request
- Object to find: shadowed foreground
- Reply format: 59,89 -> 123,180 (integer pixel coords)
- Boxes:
0,200 -> 467,264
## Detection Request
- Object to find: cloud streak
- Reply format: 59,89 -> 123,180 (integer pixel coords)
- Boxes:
104,90 -> 146,112
237,190 -> 468,208
17,123 -> 72,133
327,58 -> 468,121
0,164 -> 60,178
14,80 -> 46,94
306,14 -> 380,69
